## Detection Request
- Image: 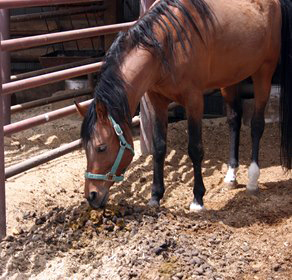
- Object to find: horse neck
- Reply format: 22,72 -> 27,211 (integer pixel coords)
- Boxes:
121,47 -> 160,116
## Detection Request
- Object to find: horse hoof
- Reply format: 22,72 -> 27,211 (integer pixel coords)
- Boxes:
148,198 -> 160,208
246,186 -> 259,195
223,180 -> 238,190
189,202 -> 205,212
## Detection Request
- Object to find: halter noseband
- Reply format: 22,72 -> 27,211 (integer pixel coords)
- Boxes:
84,115 -> 135,183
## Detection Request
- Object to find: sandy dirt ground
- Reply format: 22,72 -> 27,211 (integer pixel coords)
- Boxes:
0,104 -> 291,280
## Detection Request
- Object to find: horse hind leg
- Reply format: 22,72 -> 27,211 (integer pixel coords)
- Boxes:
221,84 -> 242,188
248,62 -> 276,193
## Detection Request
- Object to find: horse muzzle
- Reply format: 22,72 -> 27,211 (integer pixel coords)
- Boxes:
87,190 -> 109,209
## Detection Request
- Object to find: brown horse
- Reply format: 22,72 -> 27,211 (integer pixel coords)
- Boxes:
76,0 -> 292,211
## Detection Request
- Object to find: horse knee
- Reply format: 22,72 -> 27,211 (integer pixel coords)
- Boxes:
227,111 -> 242,127
226,99 -> 242,123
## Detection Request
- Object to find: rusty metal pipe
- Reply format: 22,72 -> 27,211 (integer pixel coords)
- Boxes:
1,21 -> 135,52
0,8 -> 9,238
3,62 -> 103,96
0,42 -> 6,239
10,5 -> 106,22
0,100 -> 5,239
11,88 -> 92,113
11,58 -> 98,81
0,9 -> 11,125
0,0 -> 102,9
5,139 -> 82,179
4,99 -> 93,136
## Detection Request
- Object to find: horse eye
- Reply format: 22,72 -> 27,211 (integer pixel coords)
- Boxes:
96,144 -> 107,153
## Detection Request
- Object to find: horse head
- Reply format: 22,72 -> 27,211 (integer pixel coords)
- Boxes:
75,101 -> 134,209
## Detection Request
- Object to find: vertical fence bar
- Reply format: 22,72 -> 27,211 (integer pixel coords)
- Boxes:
139,0 -> 155,154
140,0 -> 154,14
0,39 -> 6,239
0,9 -> 11,125
0,9 -> 10,238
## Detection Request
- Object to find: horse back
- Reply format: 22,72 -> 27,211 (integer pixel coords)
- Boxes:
153,0 -> 281,98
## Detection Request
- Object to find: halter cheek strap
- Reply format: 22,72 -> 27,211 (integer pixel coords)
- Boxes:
84,115 -> 134,183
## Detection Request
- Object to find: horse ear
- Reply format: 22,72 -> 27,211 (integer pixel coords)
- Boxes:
74,101 -> 88,117
96,101 -> 108,122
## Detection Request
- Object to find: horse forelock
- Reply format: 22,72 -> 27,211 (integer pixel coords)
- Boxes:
81,66 -> 132,145
81,101 -> 96,145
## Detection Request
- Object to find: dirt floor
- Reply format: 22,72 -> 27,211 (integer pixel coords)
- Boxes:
0,104 -> 291,280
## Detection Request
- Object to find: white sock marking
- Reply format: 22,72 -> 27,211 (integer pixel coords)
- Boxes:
247,162 -> 260,191
224,166 -> 238,183
189,200 -> 205,212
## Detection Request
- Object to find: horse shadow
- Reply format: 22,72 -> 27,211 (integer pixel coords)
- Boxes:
107,120 -> 291,229
109,176 -> 292,230
179,178 -> 292,228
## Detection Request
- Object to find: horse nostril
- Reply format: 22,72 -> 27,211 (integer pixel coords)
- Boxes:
88,191 -> 97,202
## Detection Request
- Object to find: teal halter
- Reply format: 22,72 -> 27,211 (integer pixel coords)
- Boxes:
84,115 -> 134,183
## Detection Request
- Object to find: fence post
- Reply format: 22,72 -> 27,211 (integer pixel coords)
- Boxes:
0,9 -> 11,125
0,31 -> 6,239
139,0 -> 155,154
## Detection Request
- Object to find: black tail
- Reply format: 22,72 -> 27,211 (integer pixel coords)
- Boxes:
280,0 -> 292,170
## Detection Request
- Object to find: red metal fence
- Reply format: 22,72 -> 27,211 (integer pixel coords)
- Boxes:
0,0 -> 135,239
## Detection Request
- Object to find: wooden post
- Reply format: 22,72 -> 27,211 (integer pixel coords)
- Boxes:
0,9 -> 11,125
139,0 -> 155,154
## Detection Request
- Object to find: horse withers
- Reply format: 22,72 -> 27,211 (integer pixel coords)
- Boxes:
76,0 -> 292,211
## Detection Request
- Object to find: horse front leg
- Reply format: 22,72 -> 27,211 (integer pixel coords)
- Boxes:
186,94 -> 206,211
221,85 -> 242,188
146,92 -> 170,207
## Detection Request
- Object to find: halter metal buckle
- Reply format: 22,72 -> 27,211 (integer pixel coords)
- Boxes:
113,124 -> 123,136
106,172 -> 115,181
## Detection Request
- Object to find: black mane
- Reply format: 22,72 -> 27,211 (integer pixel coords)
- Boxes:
81,0 -> 214,144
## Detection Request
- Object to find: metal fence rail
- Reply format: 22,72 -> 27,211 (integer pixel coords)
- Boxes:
4,99 -> 92,135
0,47 -> 6,240
11,88 -> 92,113
0,0 -> 103,9
11,58 -> 97,81
1,21 -> 135,52
5,139 -> 83,179
2,62 -> 103,95
10,4 -> 107,22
